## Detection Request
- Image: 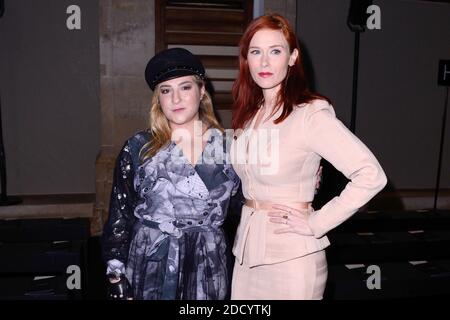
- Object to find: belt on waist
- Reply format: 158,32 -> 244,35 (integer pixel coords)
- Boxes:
244,199 -> 312,211
139,218 -> 216,234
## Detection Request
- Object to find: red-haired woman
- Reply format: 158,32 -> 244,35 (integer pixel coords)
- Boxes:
229,14 -> 387,299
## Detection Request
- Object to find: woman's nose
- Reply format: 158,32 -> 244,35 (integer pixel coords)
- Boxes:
172,89 -> 181,104
261,53 -> 269,67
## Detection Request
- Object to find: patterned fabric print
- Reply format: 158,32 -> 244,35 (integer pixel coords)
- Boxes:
102,131 -> 151,265
103,129 -> 240,300
126,221 -> 229,299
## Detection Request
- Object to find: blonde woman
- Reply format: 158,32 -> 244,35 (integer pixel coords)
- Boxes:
102,48 -> 240,300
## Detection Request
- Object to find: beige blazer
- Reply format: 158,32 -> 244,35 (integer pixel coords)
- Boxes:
230,99 -> 387,267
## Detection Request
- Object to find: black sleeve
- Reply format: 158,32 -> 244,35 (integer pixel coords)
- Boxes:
224,182 -> 243,249
101,141 -> 138,264
228,181 -> 244,217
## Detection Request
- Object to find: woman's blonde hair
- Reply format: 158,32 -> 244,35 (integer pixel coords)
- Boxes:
140,75 -> 223,162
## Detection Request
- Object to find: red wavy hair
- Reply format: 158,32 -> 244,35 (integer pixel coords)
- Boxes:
232,14 -> 329,129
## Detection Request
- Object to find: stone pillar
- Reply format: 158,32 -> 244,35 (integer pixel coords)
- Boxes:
92,0 -> 155,235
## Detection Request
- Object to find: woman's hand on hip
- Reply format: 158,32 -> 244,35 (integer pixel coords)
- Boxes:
267,204 -> 314,236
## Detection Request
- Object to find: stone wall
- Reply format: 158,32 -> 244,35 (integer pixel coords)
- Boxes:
93,0 -> 155,235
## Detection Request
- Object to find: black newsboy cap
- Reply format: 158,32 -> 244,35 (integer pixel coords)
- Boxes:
145,48 -> 206,91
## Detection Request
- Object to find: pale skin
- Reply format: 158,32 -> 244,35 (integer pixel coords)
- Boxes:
246,28 -> 320,236
159,75 -> 209,166
247,28 -> 298,128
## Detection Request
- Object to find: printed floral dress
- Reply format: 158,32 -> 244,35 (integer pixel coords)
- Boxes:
102,129 -> 241,300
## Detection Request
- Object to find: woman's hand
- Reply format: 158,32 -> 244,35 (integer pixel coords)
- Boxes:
267,204 -> 314,236
107,274 -> 133,300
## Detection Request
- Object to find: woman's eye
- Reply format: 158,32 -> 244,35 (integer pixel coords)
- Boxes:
271,49 -> 281,55
181,85 -> 192,91
160,88 -> 170,94
249,49 -> 260,55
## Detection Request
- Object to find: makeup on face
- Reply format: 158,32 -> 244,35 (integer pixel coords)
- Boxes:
158,75 -> 204,127
247,29 -> 297,91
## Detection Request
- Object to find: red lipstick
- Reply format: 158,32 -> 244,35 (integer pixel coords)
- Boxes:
258,72 -> 273,78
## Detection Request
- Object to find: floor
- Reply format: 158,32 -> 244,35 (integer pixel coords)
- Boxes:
1,209 -> 450,300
